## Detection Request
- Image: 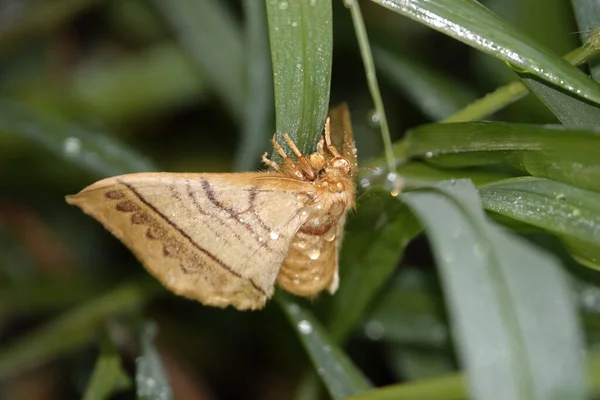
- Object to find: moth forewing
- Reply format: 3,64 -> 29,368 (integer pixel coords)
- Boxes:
66,172 -> 313,310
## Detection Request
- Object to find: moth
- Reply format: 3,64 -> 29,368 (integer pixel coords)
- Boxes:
66,104 -> 357,310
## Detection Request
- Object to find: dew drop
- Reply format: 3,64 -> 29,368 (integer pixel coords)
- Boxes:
372,167 -> 383,176
343,0 -> 355,7
293,277 -> 301,284
63,137 -> 81,156
360,177 -> 371,189
555,193 -> 566,201
368,110 -> 381,127
572,208 -> 581,217
310,0 -> 317,5
298,320 -> 313,334
324,230 -> 336,242
364,320 -> 385,341
385,172 -> 404,197
296,240 -> 307,249
308,248 -> 321,260
291,21 -> 298,27
424,151 -> 434,158
278,0 -> 289,10
270,231 -> 280,240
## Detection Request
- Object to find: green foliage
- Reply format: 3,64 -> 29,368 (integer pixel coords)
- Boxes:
1,0 -> 600,399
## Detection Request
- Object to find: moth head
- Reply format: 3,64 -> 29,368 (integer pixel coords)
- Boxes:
327,156 -> 352,176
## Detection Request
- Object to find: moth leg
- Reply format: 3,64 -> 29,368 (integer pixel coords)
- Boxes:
272,135 -> 305,179
283,134 -> 303,158
261,152 -> 280,171
283,134 -> 318,180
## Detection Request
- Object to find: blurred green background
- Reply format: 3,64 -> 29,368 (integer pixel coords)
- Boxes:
1,0 -> 600,399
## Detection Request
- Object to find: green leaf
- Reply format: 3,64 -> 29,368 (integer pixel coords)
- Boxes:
83,340 -> 132,400
71,44 -> 208,123
136,321 -> 172,400
372,46 -> 476,121
266,0 -> 332,155
236,0 -> 274,171
153,0 -> 244,120
0,278 -> 161,379
365,162 -> 515,190
363,270 -> 454,381
571,1 -> 600,81
0,97 -> 156,177
277,293 -> 371,399
479,177 -> 600,269
328,189 -> 421,342
344,373 -> 465,400
0,0 -> 103,53
519,75 -> 600,130
370,0 -> 600,104
362,270 -> 446,347
397,121 -> 600,192
400,180 -> 587,400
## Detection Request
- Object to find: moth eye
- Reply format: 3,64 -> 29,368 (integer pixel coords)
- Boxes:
331,157 -> 351,173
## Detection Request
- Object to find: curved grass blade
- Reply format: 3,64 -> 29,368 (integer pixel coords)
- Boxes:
154,0 -> 244,120
345,373 -> 464,400
72,45 -> 208,124
136,321 -> 172,400
393,121 -> 600,192
372,46 -> 476,121
277,293 -> 371,399
479,177 -> 600,269
328,189 -> 421,342
519,75 -> 600,130
0,278 -> 161,380
400,180 -> 586,400
0,97 -> 156,177
236,0 -> 274,171
266,0 -> 332,155
362,270 -> 446,347
0,0 -> 102,53
571,2 -> 600,81
83,339 -> 131,400
369,0 -> 600,104
345,350 -> 600,400
365,162 -> 515,189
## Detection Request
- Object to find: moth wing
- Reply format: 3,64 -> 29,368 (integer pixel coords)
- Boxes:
277,219 -> 343,297
328,103 -> 357,171
66,172 -> 312,310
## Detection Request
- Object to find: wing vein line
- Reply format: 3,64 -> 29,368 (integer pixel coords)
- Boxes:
118,179 -> 266,296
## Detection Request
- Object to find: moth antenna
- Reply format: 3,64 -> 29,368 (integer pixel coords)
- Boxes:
324,118 -> 341,158
316,135 -> 325,155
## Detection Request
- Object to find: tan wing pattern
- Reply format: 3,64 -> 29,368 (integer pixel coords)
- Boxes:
66,172 -> 314,310
327,103 -> 358,173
